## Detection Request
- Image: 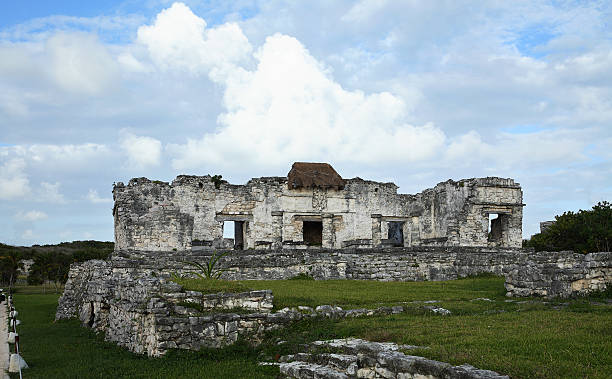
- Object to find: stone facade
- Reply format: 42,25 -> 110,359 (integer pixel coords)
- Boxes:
112,163 -> 524,251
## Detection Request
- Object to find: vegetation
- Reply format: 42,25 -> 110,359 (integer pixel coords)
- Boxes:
12,292 -> 277,379
211,174 -> 224,189
11,277 -> 611,378
0,240 -> 113,292
183,251 -> 229,279
523,201 -> 611,253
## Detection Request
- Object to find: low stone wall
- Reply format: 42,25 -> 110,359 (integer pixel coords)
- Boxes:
111,248 -> 611,297
504,251 -> 612,298
56,260 -> 277,355
56,260 -> 405,356
111,246 -> 525,282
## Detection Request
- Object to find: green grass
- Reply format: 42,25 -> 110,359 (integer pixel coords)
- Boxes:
10,278 -> 612,378
239,276 -> 508,309
334,308 -> 612,378
11,294 -> 278,378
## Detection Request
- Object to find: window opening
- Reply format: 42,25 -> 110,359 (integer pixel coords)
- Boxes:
234,221 -> 245,250
488,213 -> 502,243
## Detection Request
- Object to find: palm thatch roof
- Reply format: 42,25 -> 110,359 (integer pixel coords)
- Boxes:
287,162 -> 345,190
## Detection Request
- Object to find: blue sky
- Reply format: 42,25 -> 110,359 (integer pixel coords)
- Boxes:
1,1 -> 611,245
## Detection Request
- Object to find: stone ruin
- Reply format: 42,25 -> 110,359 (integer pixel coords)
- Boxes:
55,162 -> 611,376
113,162 -> 525,251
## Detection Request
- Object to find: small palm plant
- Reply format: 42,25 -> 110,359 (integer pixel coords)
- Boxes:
184,251 -> 229,280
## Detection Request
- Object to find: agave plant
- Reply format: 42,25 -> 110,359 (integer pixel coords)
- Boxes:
185,251 -> 229,280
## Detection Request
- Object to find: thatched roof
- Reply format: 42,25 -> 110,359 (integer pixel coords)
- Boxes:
287,162 -> 345,190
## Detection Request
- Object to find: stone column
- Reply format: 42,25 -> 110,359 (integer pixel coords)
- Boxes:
371,214 -> 382,247
322,213 -> 334,248
271,211 -> 283,249
410,216 -> 421,246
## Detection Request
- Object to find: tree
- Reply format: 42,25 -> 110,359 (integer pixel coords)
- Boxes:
524,201 -> 611,253
28,252 -> 71,293
0,250 -> 23,291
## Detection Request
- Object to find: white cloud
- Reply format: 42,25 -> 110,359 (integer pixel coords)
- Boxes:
86,189 -> 112,204
37,182 -> 66,204
1,1 -> 612,245
141,12 -> 448,170
0,32 -> 119,98
45,32 -> 119,95
0,158 -> 30,199
23,143 -> 110,164
444,128 -> 588,170
119,131 -> 162,168
16,210 -> 48,222
136,2 -> 251,76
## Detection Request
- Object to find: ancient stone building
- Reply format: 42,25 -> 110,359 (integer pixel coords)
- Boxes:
113,162 -> 524,251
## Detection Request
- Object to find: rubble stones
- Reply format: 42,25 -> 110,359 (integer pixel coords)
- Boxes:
276,338 -> 509,379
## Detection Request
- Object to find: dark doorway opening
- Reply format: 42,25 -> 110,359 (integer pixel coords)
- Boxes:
234,221 -> 245,250
387,221 -> 404,246
303,221 -> 323,246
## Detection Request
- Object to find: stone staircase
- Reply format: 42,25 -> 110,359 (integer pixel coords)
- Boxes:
274,338 -> 509,379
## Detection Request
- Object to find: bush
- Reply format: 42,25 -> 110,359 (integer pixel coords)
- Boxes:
524,201 -> 611,253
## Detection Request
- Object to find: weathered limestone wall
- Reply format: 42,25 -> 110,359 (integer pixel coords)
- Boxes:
57,260 -> 278,356
504,251 -> 612,297
113,174 -> 524,252
111,247 -> 524,282
110,248 -> 611,296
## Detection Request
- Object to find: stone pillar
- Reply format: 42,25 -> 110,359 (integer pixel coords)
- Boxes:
508,207 -> 523,248
271,211 -> 283,249
410,216 -> 421,246
322,213 -> 334,249
371,214 -> 382,247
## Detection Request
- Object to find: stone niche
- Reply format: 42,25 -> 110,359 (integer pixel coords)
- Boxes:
112,163 -> 525,252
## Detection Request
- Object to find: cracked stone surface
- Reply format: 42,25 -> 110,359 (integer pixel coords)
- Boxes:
275,338 -> 509,379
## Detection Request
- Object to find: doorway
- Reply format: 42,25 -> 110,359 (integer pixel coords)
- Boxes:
387,221 -> 404,246
303,221 -> 323,246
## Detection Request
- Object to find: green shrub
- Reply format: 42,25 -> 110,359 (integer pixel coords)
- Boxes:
524,201 -> 611,253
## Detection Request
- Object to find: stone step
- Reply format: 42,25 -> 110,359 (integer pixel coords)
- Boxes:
278,339 -> 510,379
309,338 -> 424,356
281,352 -> 358,372
279,361 -> 349,379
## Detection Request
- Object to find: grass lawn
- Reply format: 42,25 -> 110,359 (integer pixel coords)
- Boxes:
10,294 -> 278,379
9,277 -> 612,378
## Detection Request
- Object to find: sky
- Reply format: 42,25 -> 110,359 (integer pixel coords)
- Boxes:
1,0 -> 611,246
